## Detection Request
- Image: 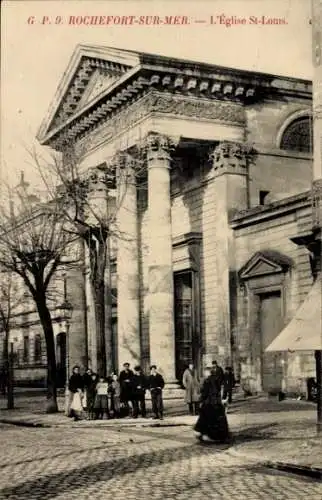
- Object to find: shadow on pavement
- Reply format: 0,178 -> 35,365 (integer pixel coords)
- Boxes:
232,423 -> 279,444
1,439 -> 316,500
0,442 -> 230,499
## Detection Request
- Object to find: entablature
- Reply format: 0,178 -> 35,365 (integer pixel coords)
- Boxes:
38,46 -> 312,152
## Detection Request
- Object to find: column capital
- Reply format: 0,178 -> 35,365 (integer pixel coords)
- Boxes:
209,141 -> 256,177
84,165 -> 109,188
142,132 -> 179,163
108,151 -> 136,169
108,151 -> 144,181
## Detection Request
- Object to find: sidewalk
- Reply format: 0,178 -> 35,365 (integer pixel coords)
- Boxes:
228,403 -> 322,479
1,395 -> 321,479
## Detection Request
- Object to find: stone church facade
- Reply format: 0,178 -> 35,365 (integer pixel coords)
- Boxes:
8,45 -> 317,395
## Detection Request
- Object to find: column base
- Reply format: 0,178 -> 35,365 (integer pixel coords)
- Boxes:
163,382 -> 185,400
145,382 -> 184,401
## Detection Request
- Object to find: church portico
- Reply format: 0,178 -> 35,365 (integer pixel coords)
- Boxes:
33,44 -> 314,397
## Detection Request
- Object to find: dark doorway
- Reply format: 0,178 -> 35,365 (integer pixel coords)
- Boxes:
174,271 -> 200,382
56,332 -> 66,388
259,291 -> 283,392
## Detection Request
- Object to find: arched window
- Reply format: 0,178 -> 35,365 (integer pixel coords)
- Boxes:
280,116 -> 313,153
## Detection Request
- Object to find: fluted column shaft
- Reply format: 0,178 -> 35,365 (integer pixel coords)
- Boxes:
146,133 -> 177,382
116,157 -> 141,369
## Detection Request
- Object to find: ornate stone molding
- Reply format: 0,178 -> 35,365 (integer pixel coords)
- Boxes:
209,141 -> 256,177
72,91 -> 245,156
141,132 -> 179,164
312,178 -> 322,230
106,151 -> 144,184
51,59 -> 128,131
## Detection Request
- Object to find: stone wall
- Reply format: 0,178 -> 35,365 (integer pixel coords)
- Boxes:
246,99 -> 312,206
233,197 -> 315,395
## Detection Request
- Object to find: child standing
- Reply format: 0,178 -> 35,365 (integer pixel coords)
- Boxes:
148,365 -> 165,420
94,376 -> 109,419
108,373 -> 121,418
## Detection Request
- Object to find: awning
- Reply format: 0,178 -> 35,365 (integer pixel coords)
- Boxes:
266,279 -> 322,352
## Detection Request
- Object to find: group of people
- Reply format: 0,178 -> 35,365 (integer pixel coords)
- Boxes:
67,359 -> 235,444
182,362 -> 235,414
67,363 -> 165,421
183,361 -> 235,443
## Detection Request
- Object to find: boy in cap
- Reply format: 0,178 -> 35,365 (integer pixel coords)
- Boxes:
132,366 -> 147,418
119,362 -> 134,416
148,365 -> 165,420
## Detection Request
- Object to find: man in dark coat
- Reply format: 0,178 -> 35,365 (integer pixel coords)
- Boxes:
223,366 -> 235,404
131,366 -> 147,418
119,363 -> 134,415
83,368 -> 98,419
148,365 -> 165,420
211,360 -> 224,389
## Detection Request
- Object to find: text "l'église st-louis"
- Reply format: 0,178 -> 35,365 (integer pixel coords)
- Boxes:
211,15 -> 287,27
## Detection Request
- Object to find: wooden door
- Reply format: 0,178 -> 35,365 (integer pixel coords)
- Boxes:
259,291 -> 283,392
174,272 -> 195,382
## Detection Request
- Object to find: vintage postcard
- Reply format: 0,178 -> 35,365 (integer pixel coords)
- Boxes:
0,0 -> 321,497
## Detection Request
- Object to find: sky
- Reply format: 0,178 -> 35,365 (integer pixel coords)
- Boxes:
1,0 -> 313,191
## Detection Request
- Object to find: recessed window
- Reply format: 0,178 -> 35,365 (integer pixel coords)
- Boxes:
34,335 -> 42,363
280,117 -> 313,153
23,335 -> 29,363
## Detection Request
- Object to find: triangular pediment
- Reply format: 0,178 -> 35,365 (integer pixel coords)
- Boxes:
76,68 -> 120,111
38,44 -> 141,141
239,250 -> 293,280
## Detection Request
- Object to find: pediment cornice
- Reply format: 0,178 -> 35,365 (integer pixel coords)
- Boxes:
38,45 -> 312,151
239,250 -> 293,280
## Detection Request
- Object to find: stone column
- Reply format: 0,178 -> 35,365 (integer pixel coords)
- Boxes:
145,133 -> 177,382
67,238 -> 88,372
116,153 -> 141,369
84,166 -> 110,376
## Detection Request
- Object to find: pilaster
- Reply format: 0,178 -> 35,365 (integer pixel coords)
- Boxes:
203,141 -> 252,368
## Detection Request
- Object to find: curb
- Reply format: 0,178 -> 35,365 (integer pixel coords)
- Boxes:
0,417 -> 193,429
229,447 -> 322,481
0,419 -> 50,428
264,462 -> 322,481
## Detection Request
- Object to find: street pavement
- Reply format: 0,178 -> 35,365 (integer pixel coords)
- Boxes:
0,421 -> 321,500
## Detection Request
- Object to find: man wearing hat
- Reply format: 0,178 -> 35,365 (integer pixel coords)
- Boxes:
119,362 -> 134,416
132,366 -> 148,418
148,365 -> 165,420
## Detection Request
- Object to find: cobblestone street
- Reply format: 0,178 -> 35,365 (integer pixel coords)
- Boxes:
0,422 -> 321,500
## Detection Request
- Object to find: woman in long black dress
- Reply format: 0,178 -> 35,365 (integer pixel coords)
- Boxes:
194,366 -> 230,443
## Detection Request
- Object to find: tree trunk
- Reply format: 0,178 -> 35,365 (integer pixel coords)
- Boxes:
7,341 -> 14,410
88,235 -> 109,378
105,238 -> 114,374
36,295 -> 58,413
91,277 -> 106,377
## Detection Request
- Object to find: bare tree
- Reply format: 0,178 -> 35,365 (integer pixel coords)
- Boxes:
0,270 -> 23,408
32,140 -> 144,377
0,179 -> 76,412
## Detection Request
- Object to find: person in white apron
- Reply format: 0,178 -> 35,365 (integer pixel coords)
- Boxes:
68,365 -> 84,421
